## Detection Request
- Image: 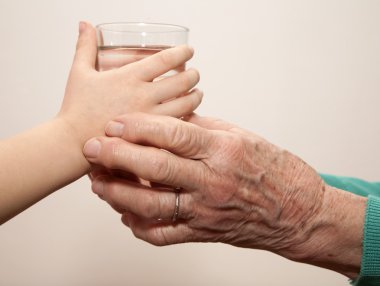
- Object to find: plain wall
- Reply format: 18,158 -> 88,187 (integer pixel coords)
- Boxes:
1,0 -> 379,285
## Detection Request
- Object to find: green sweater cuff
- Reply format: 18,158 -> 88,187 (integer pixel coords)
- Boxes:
352,195 -> 380,285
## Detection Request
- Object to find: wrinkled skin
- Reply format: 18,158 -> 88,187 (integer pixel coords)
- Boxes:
84,113 -> 325,260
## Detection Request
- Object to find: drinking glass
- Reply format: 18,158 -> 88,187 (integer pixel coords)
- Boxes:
96,22 -> 189,72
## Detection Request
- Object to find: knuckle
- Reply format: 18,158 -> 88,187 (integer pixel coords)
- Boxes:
231,133 -> 246,150
167,123 -> 187,150
220,133 -> 246,156
228,135 -> 246,161
104,181 -> 119,202
156,52 -> 171,67
143,119 -> 163,138
102,140 -> 122,168
131,227 -> 166,247
150,228 -> 169,246
140,193 -> 157,218
101,139 -> 134,170
147,234 -> 165,247
207,132 -> 247,178
149,155 -> 171,181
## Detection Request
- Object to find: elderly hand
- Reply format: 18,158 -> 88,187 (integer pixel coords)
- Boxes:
83,113 -> 366,279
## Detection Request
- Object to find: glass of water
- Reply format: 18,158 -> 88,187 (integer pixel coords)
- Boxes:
96,22 -> 189,72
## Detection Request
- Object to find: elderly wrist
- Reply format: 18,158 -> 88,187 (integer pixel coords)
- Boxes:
293,185 -> 365,278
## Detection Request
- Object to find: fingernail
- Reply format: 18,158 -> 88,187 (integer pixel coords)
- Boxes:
106,121 -> 124,137
83,138 -> 101,158
92,179 -> 104,196
79,21 -> 86,33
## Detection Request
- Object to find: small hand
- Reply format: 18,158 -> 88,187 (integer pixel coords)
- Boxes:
58,22 -> 202,146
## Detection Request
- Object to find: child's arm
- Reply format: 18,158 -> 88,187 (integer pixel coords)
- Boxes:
0,22 -> 201,224
0,119 -> 89,223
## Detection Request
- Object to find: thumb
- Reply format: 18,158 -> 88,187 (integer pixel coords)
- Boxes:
73,21 -> 97,70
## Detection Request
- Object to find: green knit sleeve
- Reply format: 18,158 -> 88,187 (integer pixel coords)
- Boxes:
319,174 -> 380,285
352,195 -> 380,285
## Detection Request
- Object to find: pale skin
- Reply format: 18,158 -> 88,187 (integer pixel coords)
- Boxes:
84,112 -> 366,279
0,22 -> 202,224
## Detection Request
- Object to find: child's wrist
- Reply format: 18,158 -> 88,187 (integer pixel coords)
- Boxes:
53,115 -> 96,171
56,112 -> 103,147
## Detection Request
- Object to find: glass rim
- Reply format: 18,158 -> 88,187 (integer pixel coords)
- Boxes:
96,22 -> 189,34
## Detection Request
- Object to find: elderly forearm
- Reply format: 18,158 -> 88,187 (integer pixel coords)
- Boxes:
294,185 -> 366,279
0,118 -> 90,224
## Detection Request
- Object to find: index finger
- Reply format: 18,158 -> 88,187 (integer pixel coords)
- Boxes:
124,45 -> 194,81
84,137 -> 204,190
105,113 -> 212,159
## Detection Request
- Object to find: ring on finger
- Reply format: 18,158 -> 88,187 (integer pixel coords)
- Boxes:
172,187 -> 181,222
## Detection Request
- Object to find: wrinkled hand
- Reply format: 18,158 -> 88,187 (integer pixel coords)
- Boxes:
83,112 -> 326,259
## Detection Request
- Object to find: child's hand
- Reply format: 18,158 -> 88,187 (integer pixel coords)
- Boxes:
58,22 -> 202,145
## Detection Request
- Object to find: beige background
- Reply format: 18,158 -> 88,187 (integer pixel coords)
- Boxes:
1,0 -> 379,285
